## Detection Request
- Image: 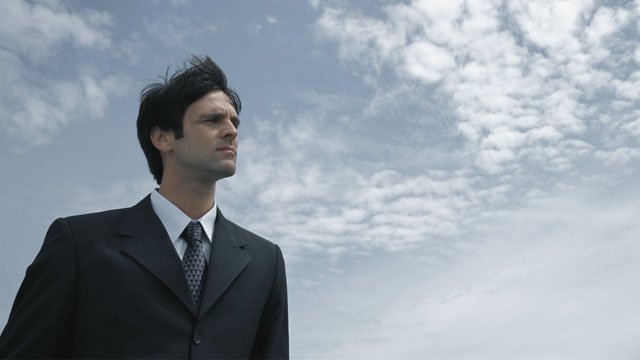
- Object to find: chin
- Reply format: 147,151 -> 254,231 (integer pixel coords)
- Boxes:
215,167 -> 236,180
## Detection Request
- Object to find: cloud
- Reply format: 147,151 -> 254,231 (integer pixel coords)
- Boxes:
401,42 -> 456,83
297,4 -> 640,357
0,0 -> 111,61
169,0 -> 190,7
291,183 -> 640,359
314,0 -> 640,175
266,15 -> 279,25
143,15 -> 218,46
300,0 -> 640,258
315,6 -> 406,71
216,105 -> 516,257
181,0 -> 640,262
0,52 -> 128,149
509,0 -> 593,51
251,14 -> 280,34
585,6 -> 631,45
0,1 -> 126,149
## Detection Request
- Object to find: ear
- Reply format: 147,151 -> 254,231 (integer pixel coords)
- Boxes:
150,126 -> 174,153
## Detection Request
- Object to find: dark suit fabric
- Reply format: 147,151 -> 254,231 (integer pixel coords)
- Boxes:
0,196 -> 288,359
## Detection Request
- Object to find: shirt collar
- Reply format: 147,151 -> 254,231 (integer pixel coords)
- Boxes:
150,189 -> 217,243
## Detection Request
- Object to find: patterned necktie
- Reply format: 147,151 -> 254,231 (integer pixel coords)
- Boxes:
182,220 -> 208,307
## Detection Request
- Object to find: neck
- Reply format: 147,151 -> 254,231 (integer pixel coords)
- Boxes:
158,176 -> 216,220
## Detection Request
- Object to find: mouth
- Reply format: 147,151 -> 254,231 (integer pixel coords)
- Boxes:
216,146 -> 236,155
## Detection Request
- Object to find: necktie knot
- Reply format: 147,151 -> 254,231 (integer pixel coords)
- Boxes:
184,220 -> 204,246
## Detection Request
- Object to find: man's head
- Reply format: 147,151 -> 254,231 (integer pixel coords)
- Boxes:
137,55 -> 241,185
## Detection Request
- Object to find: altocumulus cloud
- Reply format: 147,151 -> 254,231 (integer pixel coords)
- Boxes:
216,107 -> 514,257
213,0 -> 640,257
250,0 -> 640,252
279,1 -> 640,358
315,0 -> 640,175
0,1 -> 127,149
295,185 -> 640,359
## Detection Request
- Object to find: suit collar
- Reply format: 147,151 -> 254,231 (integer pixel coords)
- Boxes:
118,195 -> 250,318
118,195 -> 198,315
214,207 -> 248,247
199,208 -> 250,317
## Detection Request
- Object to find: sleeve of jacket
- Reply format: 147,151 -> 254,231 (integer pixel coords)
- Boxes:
250,244 -> 289,359
0,218 -> 77,359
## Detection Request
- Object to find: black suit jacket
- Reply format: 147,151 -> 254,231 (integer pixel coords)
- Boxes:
0,196 -> 288,359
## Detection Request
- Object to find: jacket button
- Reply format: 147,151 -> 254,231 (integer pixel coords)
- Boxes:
193,332 -> 202,345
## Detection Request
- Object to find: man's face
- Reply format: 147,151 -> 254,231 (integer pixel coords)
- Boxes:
171,90 -> 239,182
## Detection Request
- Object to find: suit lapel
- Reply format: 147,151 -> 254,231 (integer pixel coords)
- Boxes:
118,196 -> 198,316
199,208 -> 250,317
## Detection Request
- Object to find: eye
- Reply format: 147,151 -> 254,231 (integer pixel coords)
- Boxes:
202,113 -> 224,123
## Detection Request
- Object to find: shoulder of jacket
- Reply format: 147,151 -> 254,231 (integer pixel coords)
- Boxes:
63,207 -> 129,223
224,218 -> 277,248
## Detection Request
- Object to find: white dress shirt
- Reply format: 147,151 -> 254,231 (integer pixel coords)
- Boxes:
149,190 -> 216,262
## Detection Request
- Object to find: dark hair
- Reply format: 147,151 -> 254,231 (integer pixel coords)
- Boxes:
137,55 -> 241,184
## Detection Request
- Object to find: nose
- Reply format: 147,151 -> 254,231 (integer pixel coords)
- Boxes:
221,119 -> 237,139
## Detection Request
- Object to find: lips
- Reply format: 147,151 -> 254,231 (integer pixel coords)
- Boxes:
216,146 -> 236,154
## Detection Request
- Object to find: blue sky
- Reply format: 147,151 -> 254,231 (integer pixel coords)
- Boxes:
2,0 -> 640,358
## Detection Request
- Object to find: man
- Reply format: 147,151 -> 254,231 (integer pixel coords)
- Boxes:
0,56 -> 288,359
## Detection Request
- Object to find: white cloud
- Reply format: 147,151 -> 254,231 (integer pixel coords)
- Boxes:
306,4 -> 640,356
216,106 -> 524,256
314,0 -> 640,176
214,19 -> 637,252
0,1 -> 127,149
169,0 -> 190,7
315,6 -> 406,70
143,15 -> 218,46
613,71 -> 640,101
586,6 -> 630,45
292,185 -> 640,359
3,71 -> 127,148
0,0 -> 111,61
401,42 -> 456,83
309,0 -> 321,10
622,117 -> 640,138
595,147 -> 640,166
266,15 -> 279,25
510,0 -> 592,52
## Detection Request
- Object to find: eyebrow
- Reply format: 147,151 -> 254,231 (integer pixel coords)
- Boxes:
200,112 -> 241,127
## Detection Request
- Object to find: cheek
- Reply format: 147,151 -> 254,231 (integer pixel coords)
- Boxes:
195,133 -> 215,147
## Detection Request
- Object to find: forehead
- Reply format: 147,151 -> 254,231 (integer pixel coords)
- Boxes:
188,91 -> 236,115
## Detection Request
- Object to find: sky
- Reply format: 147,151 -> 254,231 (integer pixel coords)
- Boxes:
1,0 -> 640,358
